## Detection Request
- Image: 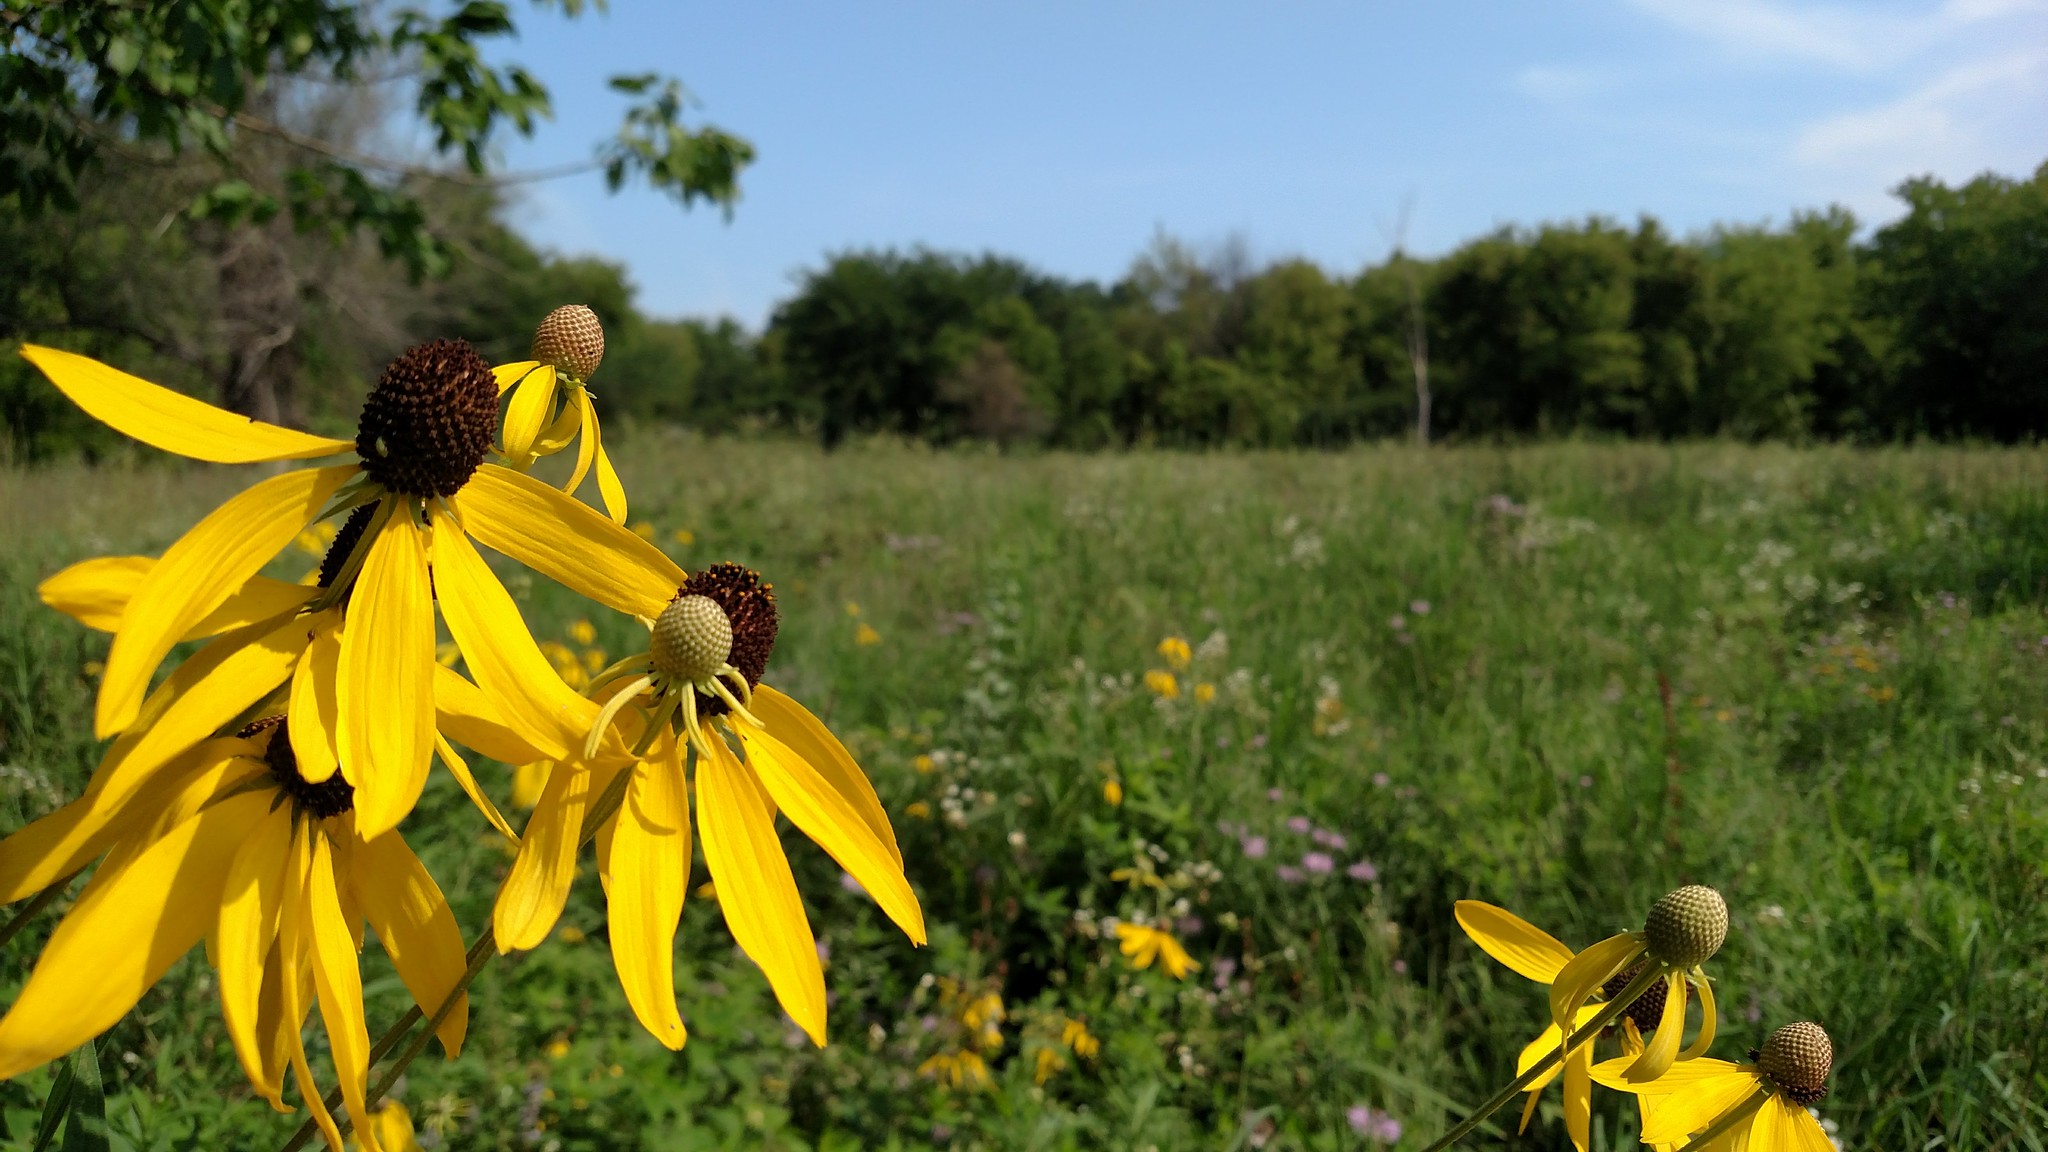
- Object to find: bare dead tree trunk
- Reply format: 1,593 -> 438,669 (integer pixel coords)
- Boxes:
1402,255 -> 1431,446
214,219 -> 303,426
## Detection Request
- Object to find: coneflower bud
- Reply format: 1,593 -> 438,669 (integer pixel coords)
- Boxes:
651,595 -> 734,684
532,304 -> 605,380
1757,1021 -> 1832,1104
1642,884 -> 1728,968
676,562 -> 779,715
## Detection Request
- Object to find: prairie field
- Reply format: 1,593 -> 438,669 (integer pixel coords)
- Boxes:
2,438 -> 2046,1151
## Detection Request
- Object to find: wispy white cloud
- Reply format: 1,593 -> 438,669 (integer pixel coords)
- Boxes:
1624,0 -> 2046,71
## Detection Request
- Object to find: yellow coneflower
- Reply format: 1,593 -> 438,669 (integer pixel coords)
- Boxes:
1594,1022 -> 1837,1151
20,340 -> 637,837
1144,670 -> 1180,699
489,559 -> 923,1048
1456,900 -> 1701,1152
1547,886 -> 1726,1085
1113,922 -> 1199,980
0,717 -> 467,1152
494,305 -> 627,522
1156,636 -> 1192,671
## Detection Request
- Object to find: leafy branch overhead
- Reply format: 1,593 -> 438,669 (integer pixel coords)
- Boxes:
0,0 -> 753,278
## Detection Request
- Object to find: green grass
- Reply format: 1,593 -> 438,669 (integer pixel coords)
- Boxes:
2,438 -> 2046,1150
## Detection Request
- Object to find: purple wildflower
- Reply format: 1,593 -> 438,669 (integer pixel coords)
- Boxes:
1276,865 -> 1305,884
1241,835 -> 1268,859
1302,852 -> 1334,875
1372,772 -> 1391,788
1347,859 -> 1379,882
1286,816 -> 1311,834
1312,828 -> 1348,850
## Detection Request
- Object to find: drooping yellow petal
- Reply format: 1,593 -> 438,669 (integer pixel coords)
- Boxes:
753,685 -> 900,867
1594,1058 -> 1762,1145
1564,1038 -> 1593,1152
738,726 -> 921,942
289,611 -> 344,783
1515,1023 -> 1569,1094
494,361 -> 543,395
585,396 -> 628,523
1624,974 -> 1689,1083
41,555 -> 317,639
513,761 -> 551,809
338,517 -> 436,838
92,741 -> 268,878
218,804 -> 294,1106
20,345 -> 355,463
1454,900 -> 1576,984
1746,1096 -> 1784,1151
307,833 -> 381,1152
431,665 -> 550,767
1683,974 -> 1718,1060
0,736 -> 254,903
97,464 -> 351,736
1550,932 -> 1643,1033
605,738 -> 689,1049
494,761 -> 619,951
0,790 -> 268,1079
86,612 -> 303,807
500,363 -> 558,467
564,388 -> 598,497
697,733 -> 827,1046
1773,1095 -> 1837,1152
352,828 -> 469,1057
435,736 -> 518,844
277,830 -> 344,1152
251,940 -> 295,1112
431,520 -> 601,763
453,466 -> 682,618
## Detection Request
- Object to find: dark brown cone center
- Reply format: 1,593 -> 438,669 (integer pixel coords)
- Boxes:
355,339 -> 498,497
242,717 -> 355,818
676,562 -> 777,717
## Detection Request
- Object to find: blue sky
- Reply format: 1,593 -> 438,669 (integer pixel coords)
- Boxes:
482,1 -> 2048,326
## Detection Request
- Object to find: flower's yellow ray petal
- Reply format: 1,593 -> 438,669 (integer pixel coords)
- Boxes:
352,826 -> 469,1057
1454,900 -> 1576,984
494,361 -> 543,395
432,665 -> 550,767
38,558 -> 316,642
455,466 -> 682,618
1683,975 -> 1718,1061
289,612 -> 344,783
435,735 -> 518,844
534,392 -> 582,456
588,398 -> 628,523
277,830 -> 345,1152
1592,1055 -> 1747,1093
500,363 -> 557,467
0,790 -> 267,1079
218,803 -> 293,1105
740,726 -> 924,945
1549,932 -> 1642,1033
1516,1023 -> 1568,1093
88,613 -> 303,808
431,519 -> 602,762
1776,1097 -> 1836,1152
96,464 -> 351,736
698,733 -> 827,1046
1564,1040 -> 1593,1152
1158,933 -> 1198,978
564,388 -> 597,497
1744,1096 -> 1782,1152
0,736 -> 255,903
494,761 -> 613,950
753,685 -> 900,867
20,345 -> 355,463
338,518 -> 436,838
251,940 -> 294,1111
307,833 -> 382,1152
1518,1088 -> 1542,1134
1625,974 -> 1690,1083
606,740 -> 689,1049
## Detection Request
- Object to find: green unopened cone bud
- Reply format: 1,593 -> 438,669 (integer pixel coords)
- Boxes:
1758,1021 -> 1832,1103
651,595 -> 733,683
532,304 -> 605,380
1642,884 -> 1728,967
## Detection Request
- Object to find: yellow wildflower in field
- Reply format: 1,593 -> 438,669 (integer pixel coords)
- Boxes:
490,555 -> 923,1049
1104,779 -> 1124,806
907,801 -> 932,819
358,1101 -> 425,1152
855,622 -> 882,646
1144,669 -> 1180,698
1156,636 -> 1192,670
1193,681 -> 1216,704
0,716 -> 467,1152
1061,1017 -> 1101,1059
495,305 -> 627,522
1595,1022 -> 1836,1151
1548,886 -> 1725,1085
1114,922 -> 1199,979
917,1049 -> 991,1090
19,340 -> 643,837
1457,900 -> 1687,1151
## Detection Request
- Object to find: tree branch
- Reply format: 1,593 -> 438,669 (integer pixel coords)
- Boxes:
228,109 -> 603,187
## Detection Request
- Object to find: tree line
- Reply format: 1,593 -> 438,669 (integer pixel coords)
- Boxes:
5,159 -> 2044,457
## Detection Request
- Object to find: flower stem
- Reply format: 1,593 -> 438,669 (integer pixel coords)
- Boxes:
1669,1086 -> 1772,1152
0,872 -> 79,953
1418,962 -> 1668,1152
277,764 -> 637,1151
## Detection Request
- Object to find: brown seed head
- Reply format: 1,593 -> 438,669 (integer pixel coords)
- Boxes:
532,304 -> 605,380
1643,884 -> 1728,968
674,562 -> 778,716
1758,1021 -> 1832,1104
242,717 -> 355,819
356,339 -> 497,497
1601,962 -> 1681,1031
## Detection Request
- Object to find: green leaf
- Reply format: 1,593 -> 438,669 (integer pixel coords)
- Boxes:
103,38 -> 141,78
27,1058 -> 75,1152
60,1042 -> 109,1152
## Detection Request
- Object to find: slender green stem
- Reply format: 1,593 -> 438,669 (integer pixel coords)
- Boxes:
0,872 -> 80,953
1418,962 -> 1669,1152
277,766 -> 637,1151
1669,1087 -> 1772,1152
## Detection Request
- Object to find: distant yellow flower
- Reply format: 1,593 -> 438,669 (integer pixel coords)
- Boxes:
1033,1047 -> 1065,1085
671,528 -> 695,547
855,622 -> 882,646
356,1100 -> 424,1152
845,601 -> 862,617
1144,670 -> 1180,698
913,754 -> 937,774
917,1050 -> 991,1090
545,1036 -> 572,1060
629,521 -> 656,543
558,925 -> 586,944
1061,1018 -> 1101,1059
569,619 -> 598,646
1103,779 -> 1124,806
1193,682 -> 1216,705
1594,1022 -> 1836,1152
1156,636 -> 1192,670
907,801 -> 933,820
496,305 -> 627,522
1114,923 -> 1199,979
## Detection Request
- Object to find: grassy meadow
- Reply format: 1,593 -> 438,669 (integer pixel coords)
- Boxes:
2,438 -> 2046,1150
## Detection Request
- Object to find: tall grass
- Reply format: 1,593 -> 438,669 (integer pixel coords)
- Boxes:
0,438 -> 2043,1150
